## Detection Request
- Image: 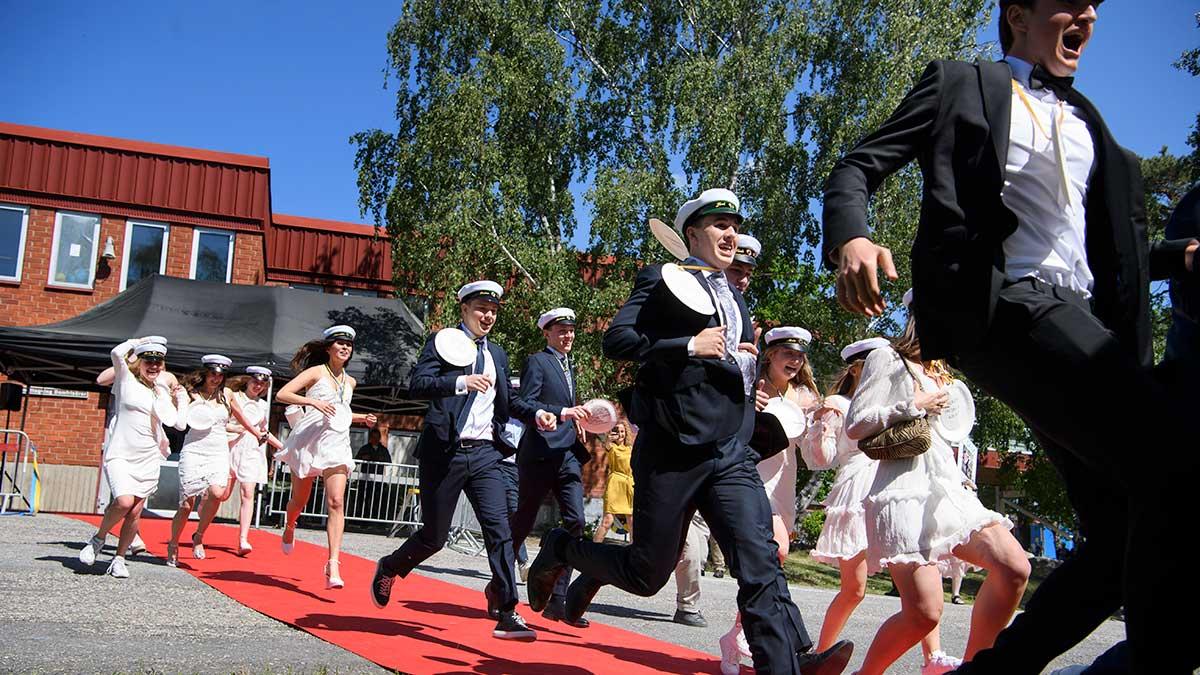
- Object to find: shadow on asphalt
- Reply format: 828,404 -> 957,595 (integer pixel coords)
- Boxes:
35,554 -> 106,575
585,602 -> 671,621
413,564 -> 492,581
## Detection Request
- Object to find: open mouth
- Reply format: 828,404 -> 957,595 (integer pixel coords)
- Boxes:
1062,30 -> 1085,55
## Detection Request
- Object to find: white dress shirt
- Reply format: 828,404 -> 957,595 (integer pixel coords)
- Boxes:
454,328 -> 496,441
1000,56 -> 1096,295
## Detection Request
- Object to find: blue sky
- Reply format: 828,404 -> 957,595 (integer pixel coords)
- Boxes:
2,1 -> 1197,245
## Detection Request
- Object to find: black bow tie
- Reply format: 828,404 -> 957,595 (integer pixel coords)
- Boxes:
1030,64 -> 1074,99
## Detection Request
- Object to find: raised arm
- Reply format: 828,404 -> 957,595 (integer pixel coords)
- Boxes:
276,366 -> 336,417
845,349 -> 924,441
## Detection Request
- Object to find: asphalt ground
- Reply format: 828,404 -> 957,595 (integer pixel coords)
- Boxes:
0,514 -> 1124,674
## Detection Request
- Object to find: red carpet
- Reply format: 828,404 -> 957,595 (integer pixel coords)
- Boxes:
68,514 -> 726,674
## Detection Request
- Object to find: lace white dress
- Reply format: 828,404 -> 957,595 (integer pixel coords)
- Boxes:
103,340 -> 187,499
846,348 -> 1011,575
756,388 -> 817,533
273,377 -> 355,479
177,398 -> 232,504
802,395 -> 881,565
228,393 -> 269,484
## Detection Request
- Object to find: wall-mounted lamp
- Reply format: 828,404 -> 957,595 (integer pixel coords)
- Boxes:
101,236 -> 117,260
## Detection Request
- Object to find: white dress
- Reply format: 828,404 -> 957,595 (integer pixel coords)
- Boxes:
228,393 -> 269,484
803,395 -> 881,565
846,348 -> 1011,575
756,390 -> 815,533
103,340 -> 186,499
177,398 -> 232,504
273,377 -> 355,479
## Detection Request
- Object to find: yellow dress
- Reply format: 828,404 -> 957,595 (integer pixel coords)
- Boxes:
603,443 -> 635,516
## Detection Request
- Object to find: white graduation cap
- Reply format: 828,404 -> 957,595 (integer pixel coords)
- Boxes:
246,365 -> 272,380
323,325 -> 357,342
764,326 -> 812,353
201,354 -> 232,372
841,337 -> 891,363
457,280 -> 504,304
734,233 -> 761,267
133,343 -> 167,359
673,188 -> 743,235
537,307 -> 576,330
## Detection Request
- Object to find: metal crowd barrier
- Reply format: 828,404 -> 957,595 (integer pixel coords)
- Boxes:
0,429 -> 36,515
266,460 -> 424,535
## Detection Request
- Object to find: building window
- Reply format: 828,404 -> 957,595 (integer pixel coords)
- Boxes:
121,220 -> 169,290
0,204 -> 29,282
403,294 -> 429,324
344,288 -> 380,298
48,211 -> 101,289
190,228 -> 234,282
289,283 -> 324,292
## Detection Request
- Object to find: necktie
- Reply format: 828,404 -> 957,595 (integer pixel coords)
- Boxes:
709,272 -> 755,395
1030,64 -> 1074,100
559,355 -> 574,399
455,337 -> 486,436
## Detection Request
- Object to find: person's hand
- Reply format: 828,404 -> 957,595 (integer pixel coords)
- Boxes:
1186,240 -> 1198,272
560,406 -> 590,422
737,342 -> 759,356
755,389 -> 771,411
752,322 -> 762,344
536,410 -> 558,431
464,374 -> 493,393
914,389 -> 949,414
309,399 -> 338,417
835,237 -> 898,316
362,413 -> 378,428
693,326 -> 727,358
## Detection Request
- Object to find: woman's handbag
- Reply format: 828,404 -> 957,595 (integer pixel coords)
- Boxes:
859,351 -> 932,461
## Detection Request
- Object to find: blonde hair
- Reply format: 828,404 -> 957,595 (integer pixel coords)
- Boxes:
181,368 -> 229,407
893,318 -> 951,384
226,375 -> 268,398
606,420 -> 632,448
762,345 -> 819,397
127,356 -> 157,390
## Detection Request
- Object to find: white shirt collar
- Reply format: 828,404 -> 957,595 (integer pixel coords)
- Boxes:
459,323 -> 486,345
546,346 -> 568,360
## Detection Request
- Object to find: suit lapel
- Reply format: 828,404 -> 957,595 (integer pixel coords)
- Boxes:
979,59 -> 1013,180
546,350 -> 572,400
689,267 -> 722,327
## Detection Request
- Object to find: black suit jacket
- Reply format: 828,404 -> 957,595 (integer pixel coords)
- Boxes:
823,59 -> 1185,367
408,332 -> 512,457
603,263 -> 754,448
511,349 -> 589,464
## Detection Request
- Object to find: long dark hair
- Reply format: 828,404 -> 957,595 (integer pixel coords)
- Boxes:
226,375 -> 268,398
829,360 -> 867,398
180,368 -> 228,407
290,338 -> 354,373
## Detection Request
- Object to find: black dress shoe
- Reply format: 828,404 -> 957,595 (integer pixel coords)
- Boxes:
526,528 -> 569,612
672,609 -> 708,627
370,560 -> 396,609
564,574 -> 603,624
493,610 -> 537,641
798,639 -> 853,675
543,599 -> 591,627
484,581 -> 500,619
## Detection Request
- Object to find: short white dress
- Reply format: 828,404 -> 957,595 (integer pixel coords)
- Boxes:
756,388 -> 816,533
273,377 -> 355,479
177,399 -> 232,504
103,340 -> 186,499
846,348 -> 1011,575
804,395 -> 881,565
228,393 -> 269,484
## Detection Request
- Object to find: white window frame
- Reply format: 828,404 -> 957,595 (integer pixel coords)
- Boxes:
0,203 -> 30,283
189,227 -> 235,283
47,210 -> 102,290
120,219 -> 170,291
290,283 -> 325,292
343,287 -> 380,298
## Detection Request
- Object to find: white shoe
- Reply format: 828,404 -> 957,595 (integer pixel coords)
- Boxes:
1047,668 -> 1087,675
238,539 -> 253,556
921,651 -> 963,675
78,536 -> 103,566
282,525 -> 295,555
191,533 -> 206,560
129,534 -> 147,555
106,556 -> 129,579
719,631 -> 744,675
325,560 -> 344,590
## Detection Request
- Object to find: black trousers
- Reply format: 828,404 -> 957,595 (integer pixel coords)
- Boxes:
508,452 -> 585,602
379,441 -> 519,612
561,431 -> 812,673
951,279 -> 1194,674
496,460 -> 528,564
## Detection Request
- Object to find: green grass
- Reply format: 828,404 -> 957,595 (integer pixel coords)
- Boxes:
782,550 -> 1049,609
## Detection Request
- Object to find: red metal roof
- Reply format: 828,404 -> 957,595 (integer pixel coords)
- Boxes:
267,213 -> 393,290
0,122 -> 271,229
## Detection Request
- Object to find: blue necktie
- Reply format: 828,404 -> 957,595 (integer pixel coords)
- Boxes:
455,338 -> 486,436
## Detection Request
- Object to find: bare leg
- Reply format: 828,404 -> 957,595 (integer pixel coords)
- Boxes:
857,563 -> 945,675
816,553 -> 868,652
951,523 -> 1031,659
770,514 -> 790,565
194,482 -> 230,542
592,512 -> 614,543
115,498 -> 146,557
323,468 -> 349,561
169,496 -> 195,549
626,514 -> 633,541
283,475 -> 315,544
237,481 -> 256,545
951,567 -> 965,598
94,496 -> 135,542
920,625 -> 943,661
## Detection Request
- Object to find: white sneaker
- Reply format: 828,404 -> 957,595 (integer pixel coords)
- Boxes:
78,536 -> 103,566
129,534 -> 147,555
106,556 -> 129,579
719,631 -> 744,675
921,651 -> 963,675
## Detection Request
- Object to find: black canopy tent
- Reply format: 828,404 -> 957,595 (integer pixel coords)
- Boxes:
0,275 -> 428,414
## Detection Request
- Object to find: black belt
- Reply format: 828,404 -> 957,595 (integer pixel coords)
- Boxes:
457,439 -> 491,449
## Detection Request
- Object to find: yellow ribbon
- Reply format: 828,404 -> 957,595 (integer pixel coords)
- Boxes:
1011,79 -> 1071,209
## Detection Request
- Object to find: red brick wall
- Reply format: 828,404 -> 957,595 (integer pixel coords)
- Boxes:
0,386 -> 107,466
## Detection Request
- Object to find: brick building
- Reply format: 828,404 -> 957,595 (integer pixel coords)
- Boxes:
0,122 -> 425,513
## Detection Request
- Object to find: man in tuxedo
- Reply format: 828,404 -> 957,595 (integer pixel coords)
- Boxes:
505,307 -> 593,627
370,280 -> 535,641
822,1 -> 1196,671
527,189 -> 853,674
